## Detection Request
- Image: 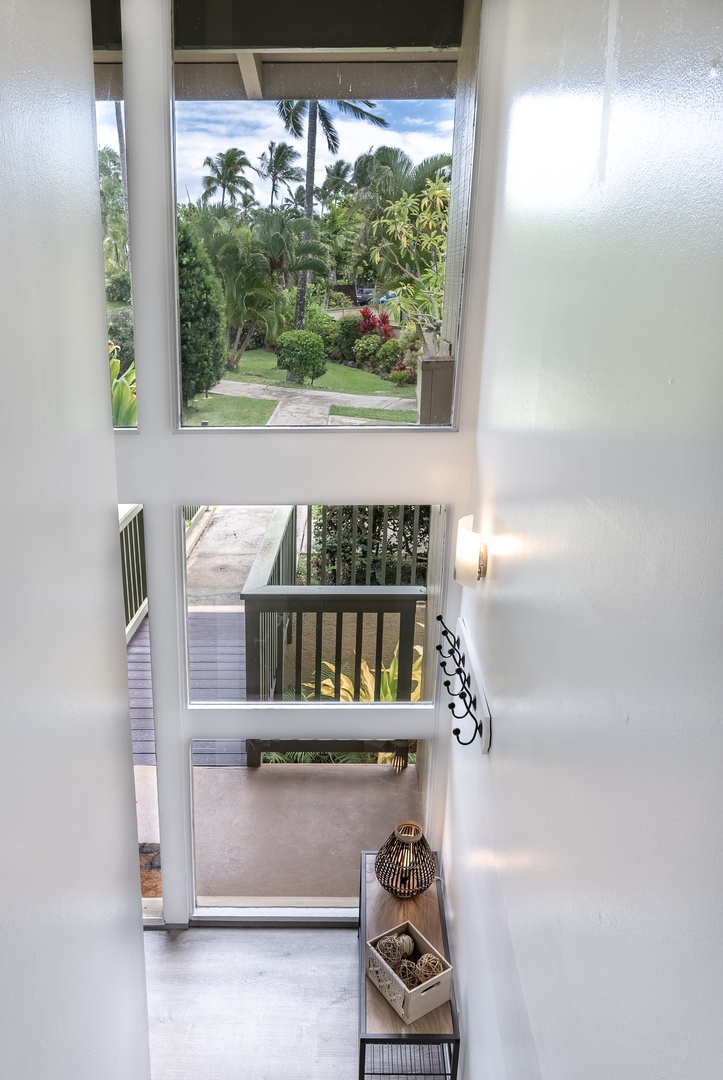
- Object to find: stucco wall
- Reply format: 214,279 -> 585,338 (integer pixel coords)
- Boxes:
445,0 -> 723,1076
0,1 -> 151,1076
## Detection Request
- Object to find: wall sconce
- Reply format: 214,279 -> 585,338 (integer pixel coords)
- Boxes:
454,515 -> 487,587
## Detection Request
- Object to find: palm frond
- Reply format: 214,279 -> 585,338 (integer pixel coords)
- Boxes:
334,99 -> 388,128
317,103 -> 340,154
277,99 -> 307,139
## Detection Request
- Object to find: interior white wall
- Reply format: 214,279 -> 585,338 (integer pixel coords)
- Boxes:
445,0 -> 723,1077
0,1 -> 151,1077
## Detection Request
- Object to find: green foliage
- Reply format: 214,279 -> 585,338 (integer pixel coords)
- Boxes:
276,330 -> 327,384
352,333 -> 381,365
305,303 -> 335,344
389,363 -> 417,386
107,305 -> 135,375
399,324 -> 422,356
310,505 -> 430,585
327,290 -> 350,308
109,342 -> 137,427
105,269 -> 131,303
331,313 -> 361,361
378,338 -> 404,364
177,219 -> 227,406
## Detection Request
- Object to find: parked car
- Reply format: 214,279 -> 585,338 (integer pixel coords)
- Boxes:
355,285 -> 375,305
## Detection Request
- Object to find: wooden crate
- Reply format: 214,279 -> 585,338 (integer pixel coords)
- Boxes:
366,920 -> 452,1025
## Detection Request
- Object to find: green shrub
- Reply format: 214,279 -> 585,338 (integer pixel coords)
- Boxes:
327,290 -> 350,308
352,334 -> 382,365
178,219 -> 227,406
331,313 -> 361,361
377,338 -> 404,373
107,305 -> 135,376
277,330 -> 327,384
305,303 -> 335,350
106,269 -> 131,303
399,324 -> 422,356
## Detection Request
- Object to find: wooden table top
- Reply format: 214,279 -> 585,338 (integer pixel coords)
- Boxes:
360,852 -> 456,1037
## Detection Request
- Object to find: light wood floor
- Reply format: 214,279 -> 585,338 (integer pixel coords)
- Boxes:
144,928 -> 359,1080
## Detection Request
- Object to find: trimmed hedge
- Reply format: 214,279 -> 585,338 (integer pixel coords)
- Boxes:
277,330 -> 327,384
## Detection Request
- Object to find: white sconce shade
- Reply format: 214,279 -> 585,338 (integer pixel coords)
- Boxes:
454,515 -> 487,587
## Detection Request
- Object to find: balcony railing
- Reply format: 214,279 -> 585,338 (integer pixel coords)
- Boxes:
243,505 -> 427,703
118,503 -> 147,644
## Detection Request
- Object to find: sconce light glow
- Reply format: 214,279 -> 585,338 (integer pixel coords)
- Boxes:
454,515 -> 487,587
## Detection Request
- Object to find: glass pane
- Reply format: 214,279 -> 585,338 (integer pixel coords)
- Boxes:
119,504 -> 162,919
191,742 -> 424,908
173,89 -> 455,428
185,505 -> 435,704
96,64 -> 137,428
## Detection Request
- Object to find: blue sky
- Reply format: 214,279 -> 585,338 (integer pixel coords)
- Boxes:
96,98 -> 455,205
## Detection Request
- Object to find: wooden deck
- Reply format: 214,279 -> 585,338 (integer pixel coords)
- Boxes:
127,614 -> 247,766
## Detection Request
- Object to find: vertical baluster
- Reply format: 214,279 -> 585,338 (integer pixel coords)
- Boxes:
334,611 -> 343,699
336,505 -> 343,585
354,611 -> 363,701
138,508 -> 147,605
120,527 -> 130,627
366,505 -> 374,585
245,599 -> 261,702
396,504 -> 405,585
321,506 -> 328,585
306,505 -> 312,584
295,611 -> 303,701
314,611 -> 323,698
397,600 -> 415,702
374,612 -> 384,701
411,505 -> 420,585
351,505 -> 358,584
380,505 -> 389,585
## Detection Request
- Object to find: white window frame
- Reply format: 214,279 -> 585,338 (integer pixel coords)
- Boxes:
115,0 -> 477,926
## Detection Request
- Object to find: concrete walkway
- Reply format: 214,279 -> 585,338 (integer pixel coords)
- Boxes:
210,378 -> 416,427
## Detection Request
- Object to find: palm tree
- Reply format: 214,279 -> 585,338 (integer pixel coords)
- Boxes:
257,141 -> 304,208
252,209 -> 330,288
277,99 -> 388,327
316,159 -> 353,213
201,148 -> 254,208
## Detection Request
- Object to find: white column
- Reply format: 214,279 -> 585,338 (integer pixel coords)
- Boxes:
121,0 -> 194,923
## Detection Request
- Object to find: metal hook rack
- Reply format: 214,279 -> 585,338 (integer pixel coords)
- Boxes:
436,615 -> 491,751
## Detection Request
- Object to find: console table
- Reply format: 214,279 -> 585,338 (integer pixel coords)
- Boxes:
358,851 -> 460,1080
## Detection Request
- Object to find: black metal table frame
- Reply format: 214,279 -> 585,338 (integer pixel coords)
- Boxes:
358,851 -> 460,1080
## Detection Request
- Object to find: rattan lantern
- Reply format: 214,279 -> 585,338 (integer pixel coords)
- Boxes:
374,821 -> 436,899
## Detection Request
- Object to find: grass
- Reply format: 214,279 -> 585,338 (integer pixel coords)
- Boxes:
183,393 -> 278,427
329,405 -> 418,424
222,349 -> 417,400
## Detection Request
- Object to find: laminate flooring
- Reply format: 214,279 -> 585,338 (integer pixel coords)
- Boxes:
144,928 -> 359,1080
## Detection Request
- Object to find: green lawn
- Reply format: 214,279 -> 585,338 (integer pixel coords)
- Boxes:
329,405 -> 418,424
183,393 -> 278,427
222,349 -> 417,400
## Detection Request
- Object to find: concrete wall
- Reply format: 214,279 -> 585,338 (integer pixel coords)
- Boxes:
0,1 -> 151,1077
445,0 -> 723,1077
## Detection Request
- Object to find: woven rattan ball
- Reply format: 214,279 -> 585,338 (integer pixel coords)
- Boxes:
376,935 -> 404,969
397,933 -> 415,957
416,953 -> 445,982
397,958 -> 420,989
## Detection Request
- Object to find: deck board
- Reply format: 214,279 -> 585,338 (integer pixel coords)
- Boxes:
127,614 -> 246,765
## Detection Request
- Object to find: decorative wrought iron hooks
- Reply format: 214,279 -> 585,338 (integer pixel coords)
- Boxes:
436,615 -> 482,746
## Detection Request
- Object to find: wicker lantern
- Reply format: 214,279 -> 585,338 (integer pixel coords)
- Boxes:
374,821 -> 436,899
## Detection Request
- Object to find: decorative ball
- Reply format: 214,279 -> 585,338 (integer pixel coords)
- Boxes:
397,933 -> 415,957
416,953 -> 445,982
397,958 -> 420,989
376,935 -> 404,969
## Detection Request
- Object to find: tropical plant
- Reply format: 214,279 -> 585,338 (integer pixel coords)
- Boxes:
201,148 -> 254,207
257,141 -> 304,207
208,223 -> 289,355
277,98 -> 388,327
316,159 -> 353,212
310,645 -> 423,703
352,333 -> 381,365
107,306 -> 135,375
177,219 -> 227,406
252,210 -> 329,288
276,329 -> 327,384
109,340 -> 137,427
105,269 -> 131,303
331,313 -> 362,361
371,175 -> 450,350
98,146 -> 128,274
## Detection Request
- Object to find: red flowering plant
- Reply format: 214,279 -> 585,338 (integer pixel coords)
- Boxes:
358,306 -> 394,342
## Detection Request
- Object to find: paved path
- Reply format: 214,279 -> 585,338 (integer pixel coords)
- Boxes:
210,378 -> 416,426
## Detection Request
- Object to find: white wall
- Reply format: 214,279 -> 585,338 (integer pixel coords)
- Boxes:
0,2 -> 151,1077
446,0 -> 723,1077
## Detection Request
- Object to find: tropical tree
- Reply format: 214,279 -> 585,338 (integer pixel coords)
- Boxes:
98,147 -> 128,273
279,184 -> 306,217
177,219 -> 227,406
370,175 -> 450,350
212,226 -> 290,355
252,209 -> 329,288
316,159 -> 352,213
277,98 -> 388,327
257,141 -> 304,207
201,148 -> 254,207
